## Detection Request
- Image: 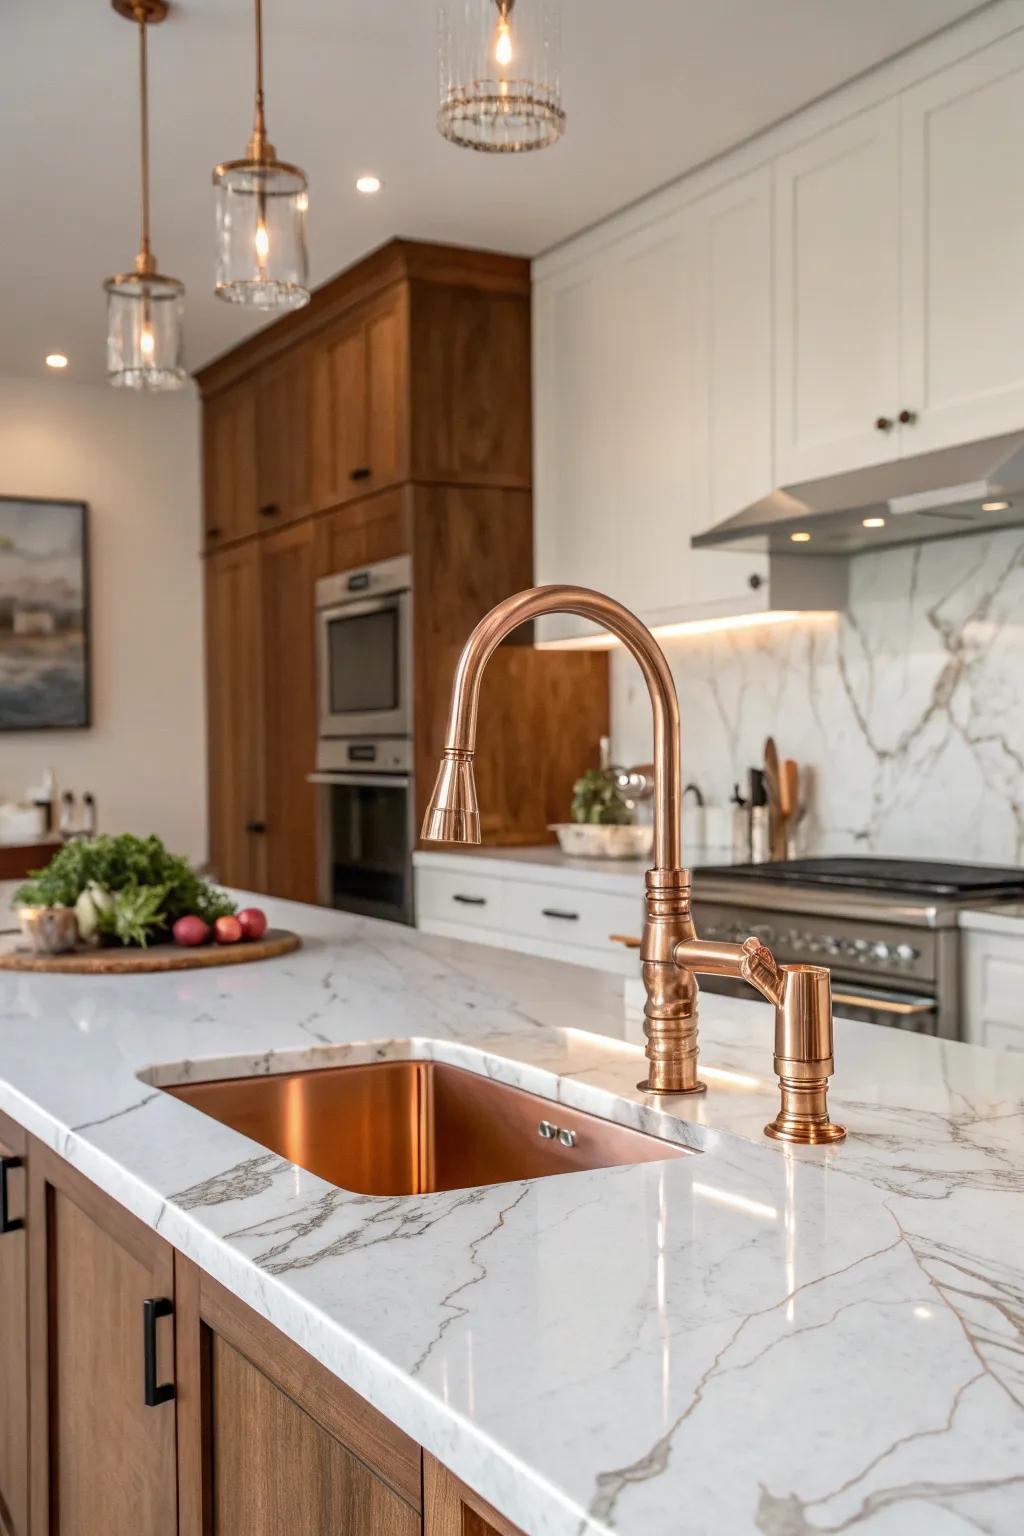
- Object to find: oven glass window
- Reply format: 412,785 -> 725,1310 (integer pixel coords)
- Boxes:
328,781 -> 410,923
328,608 -> 398,715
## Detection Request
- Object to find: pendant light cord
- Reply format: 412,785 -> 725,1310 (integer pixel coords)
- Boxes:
137,6 -> 151,262
252,0 -> 268,156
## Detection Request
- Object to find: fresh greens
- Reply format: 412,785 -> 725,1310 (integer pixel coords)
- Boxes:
15,834 -> 235,947
570,768 -> 632,827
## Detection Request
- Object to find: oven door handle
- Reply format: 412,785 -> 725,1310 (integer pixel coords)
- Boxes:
831,987 -> 936,1017
307,772 -> 411,789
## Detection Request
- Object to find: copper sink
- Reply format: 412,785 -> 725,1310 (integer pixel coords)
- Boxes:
164,1059 -> 691,1196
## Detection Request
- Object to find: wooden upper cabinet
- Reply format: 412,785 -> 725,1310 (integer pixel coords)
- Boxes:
312,289 -> 409,510
204,381 -> 259,547
316,487 -> 411,577
205,541 -> 266,892
256,345 -> 315,527
0,1113 -> 28,1536
773,101 -> 902,484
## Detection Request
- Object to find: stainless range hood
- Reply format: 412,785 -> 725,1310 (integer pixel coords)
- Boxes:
692,432 -> 1024,555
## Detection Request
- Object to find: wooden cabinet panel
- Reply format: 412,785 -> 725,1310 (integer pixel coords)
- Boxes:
774,101 -> 902,483
316,488 -> 411,576
204,382 -> 259,547
256,345 -> 314,526
0,1113 -> 27,1536
900,28 -> 1024,452
424,1454 -> 523,1536
260,521 -> 317,902
366,299 -> 407,494
27,1144 -> 177,1536
205,542 -> 266,891
313,291 -> 408,510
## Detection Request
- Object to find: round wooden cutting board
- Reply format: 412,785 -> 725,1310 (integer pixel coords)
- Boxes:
0,928 -> 301,974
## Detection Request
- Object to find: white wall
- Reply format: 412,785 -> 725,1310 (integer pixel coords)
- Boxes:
611,528 -> 1024,864
0,376 -> 206,863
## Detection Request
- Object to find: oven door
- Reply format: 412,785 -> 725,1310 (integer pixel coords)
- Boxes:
698,973 -> 939,1035
317,590 -> 411,739
316,773 -> 414,926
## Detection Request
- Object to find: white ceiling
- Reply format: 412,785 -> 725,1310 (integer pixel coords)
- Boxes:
2,0 -> 986,385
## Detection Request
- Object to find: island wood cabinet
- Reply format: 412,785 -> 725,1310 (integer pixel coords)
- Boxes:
16,1135 -> 518,1535
0,1110 -> 28,1536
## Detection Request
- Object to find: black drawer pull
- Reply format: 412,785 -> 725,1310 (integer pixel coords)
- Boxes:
259,502 -> 280,518
206,525 -> 222,540
349,467 -> 372,482
143,1298 -> 175,1407
244,819 -> 267,834
452,893 -> 486,906
0,1157 -> 24,1235
542,908 -> 580,921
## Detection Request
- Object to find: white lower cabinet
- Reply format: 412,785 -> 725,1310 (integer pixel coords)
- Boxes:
963,926 -> 1024,1051
415,860 -> 642,976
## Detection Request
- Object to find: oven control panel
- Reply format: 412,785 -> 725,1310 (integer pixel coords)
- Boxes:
692,901 -> 935,984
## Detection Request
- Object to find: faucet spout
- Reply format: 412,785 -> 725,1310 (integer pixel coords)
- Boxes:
422,585 -> 682,870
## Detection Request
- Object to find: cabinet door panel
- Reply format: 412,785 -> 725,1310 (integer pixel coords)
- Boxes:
205,543 -> 266,891
257,346 -> 314,524
260,521 -> 317,902
774,102 -> 902,482
204,383 -> 259,546
424,1454 -> 523,1536
901,29 -> 1024,450
313,318 -> 368,508
366,297 -> 406,494
316,488 -> 411,576
0,1117 -> 27,1536
28,1146 -> 177,1536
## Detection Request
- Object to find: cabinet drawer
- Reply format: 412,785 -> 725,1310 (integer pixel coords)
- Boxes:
416,869 -> 505,930
503,880 -> 641,955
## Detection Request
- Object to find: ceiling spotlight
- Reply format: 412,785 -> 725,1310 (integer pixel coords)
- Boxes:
46,353 -> 69,370
981,499 -> 1010,513
862,516 -> 886,529
789,531 -> 812,544
355,175 -> 382,194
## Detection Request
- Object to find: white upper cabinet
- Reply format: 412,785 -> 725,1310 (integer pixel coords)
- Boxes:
774,102 -> 902,484
900,28 -> 1024,453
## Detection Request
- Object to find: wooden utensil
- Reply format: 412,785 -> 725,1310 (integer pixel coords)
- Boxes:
763,737 -> 786,859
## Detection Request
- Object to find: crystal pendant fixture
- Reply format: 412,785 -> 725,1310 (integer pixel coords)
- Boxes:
103,0 -> 186,391
213,0 -> 309,310
438,0 -> 565,153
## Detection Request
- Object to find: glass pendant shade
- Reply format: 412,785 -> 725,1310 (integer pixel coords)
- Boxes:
213,159 -> 309,310
438,0 -> 565,152
104,271 -> 186,391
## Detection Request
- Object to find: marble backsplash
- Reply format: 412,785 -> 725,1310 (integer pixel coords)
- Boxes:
610,527 -> 1024,863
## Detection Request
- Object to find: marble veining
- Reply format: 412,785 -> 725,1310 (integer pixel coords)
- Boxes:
612,529 -> 1024,863
1,887 -> 1022,1534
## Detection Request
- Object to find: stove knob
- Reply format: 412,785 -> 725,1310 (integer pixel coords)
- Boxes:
895,943 -> 919,965
822,937 -> 841,957
871,942 -> 892,963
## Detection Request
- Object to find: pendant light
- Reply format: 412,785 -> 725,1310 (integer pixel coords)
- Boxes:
438,0 -> 566,153
213,0 -> 310,311
104,1 -> 186,391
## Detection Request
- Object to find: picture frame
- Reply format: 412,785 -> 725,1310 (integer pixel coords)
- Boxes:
0,495 -> 91,731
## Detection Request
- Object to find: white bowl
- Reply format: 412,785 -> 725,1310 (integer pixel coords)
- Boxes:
549,823 -> 653,860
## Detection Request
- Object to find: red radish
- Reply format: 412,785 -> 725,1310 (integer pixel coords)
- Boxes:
213,915 -> 243,945
173,915 -> 210,947
237,907 -> 267,941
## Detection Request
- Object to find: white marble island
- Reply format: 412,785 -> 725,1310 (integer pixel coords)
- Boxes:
1,890 -> 1022,1534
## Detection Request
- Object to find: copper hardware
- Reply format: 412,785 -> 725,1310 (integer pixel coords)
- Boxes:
765,965 -> 846,1144
898,409 -> 918,426
421,584 -> 847,1141
875,416 -> 894,432
165,1059 -> 691,1196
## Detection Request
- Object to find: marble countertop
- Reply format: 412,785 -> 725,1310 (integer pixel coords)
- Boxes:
1,886 -> 1022,1534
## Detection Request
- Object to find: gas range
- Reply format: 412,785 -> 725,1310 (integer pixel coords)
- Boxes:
691,857 -> 1024,1040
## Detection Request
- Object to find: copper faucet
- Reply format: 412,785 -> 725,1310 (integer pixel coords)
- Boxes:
421,585 -> 845,1145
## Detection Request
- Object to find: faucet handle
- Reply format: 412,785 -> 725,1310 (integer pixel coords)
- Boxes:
739,937 -> 785,1007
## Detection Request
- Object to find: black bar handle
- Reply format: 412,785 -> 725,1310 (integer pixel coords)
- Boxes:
143,1297 -> 175,1407
349,466 -> 372,482
452,893 -> 487,906
259,502 -> 280,518
542,908 -> 580,921
244,819 -> 267,834
0,1156 -> 24,1235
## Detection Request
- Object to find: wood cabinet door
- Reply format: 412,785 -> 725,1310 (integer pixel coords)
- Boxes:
256,345 -> 315,527
900,28 -> 1024,453
774,101 -> 902,484
176,1258 -> 421,1536
27,1144 -> 177,1536
423,1455 -> 524,1536
316,487 -> 411,577
205,542 -> 267,891
0,1113 -> 28,1536
365,295 -> 407,496
312,315 -> 368,509
259,521 -> 318,903
204,382 -> 259,547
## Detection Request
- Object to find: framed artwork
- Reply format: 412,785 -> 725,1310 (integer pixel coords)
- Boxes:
0,497 -> 91,731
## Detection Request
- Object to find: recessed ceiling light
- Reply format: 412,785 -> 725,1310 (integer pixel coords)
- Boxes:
789,531 -> 812,543
981,499 -> 1010,513
45,353 -> 68,370
355,175 -> 382,195
862,516 -> 886,529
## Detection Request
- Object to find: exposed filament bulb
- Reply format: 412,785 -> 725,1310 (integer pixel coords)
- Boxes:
494,10 -> 513,68
255,220 -> 270,266
139,326 -> 155,359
